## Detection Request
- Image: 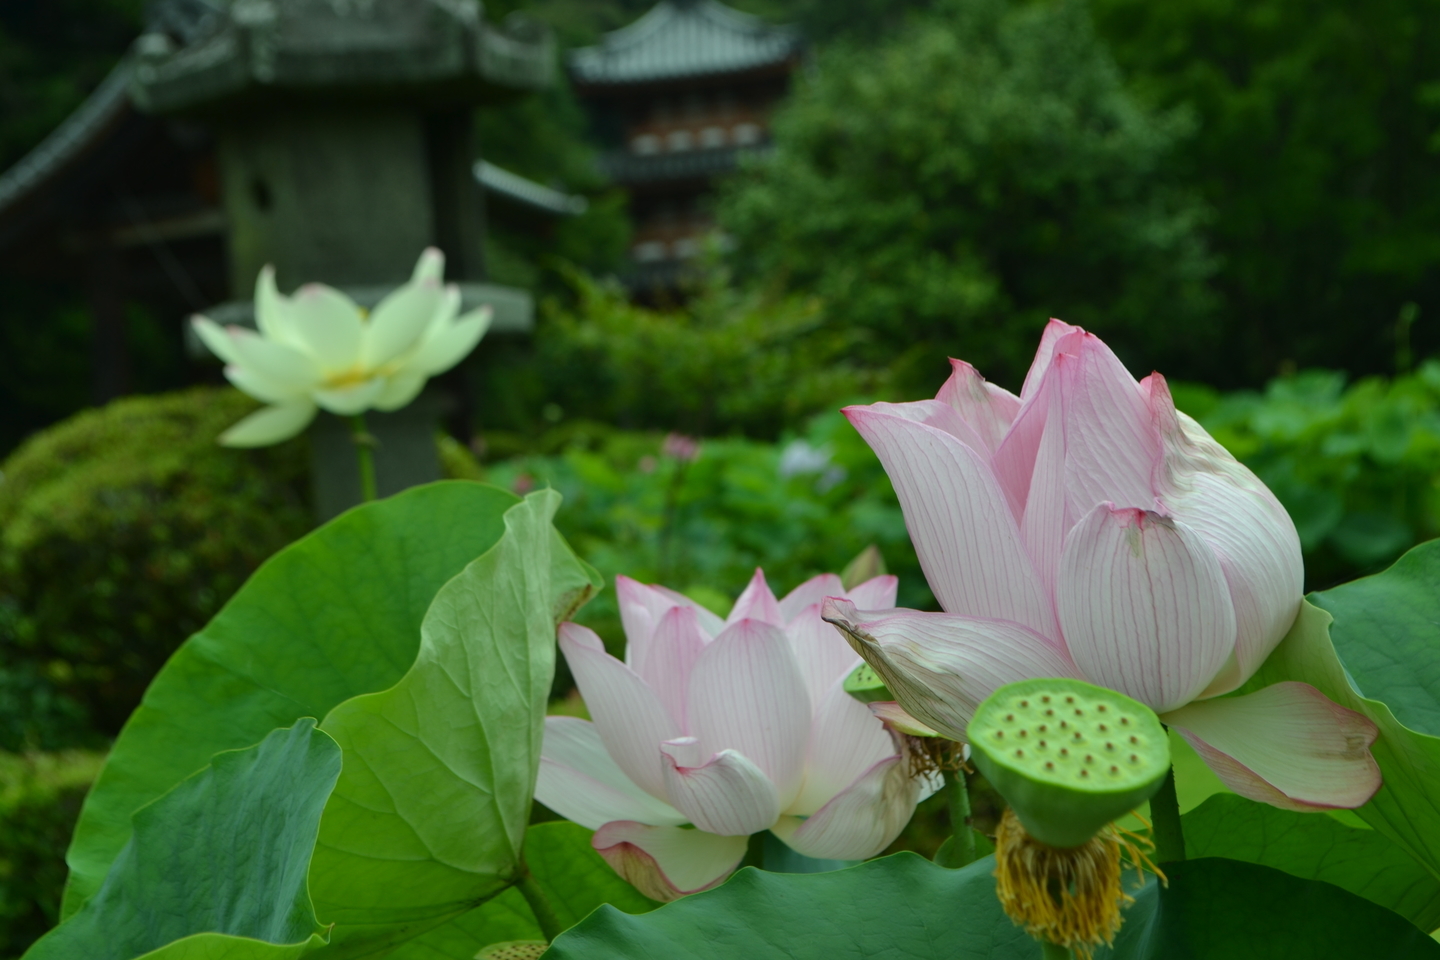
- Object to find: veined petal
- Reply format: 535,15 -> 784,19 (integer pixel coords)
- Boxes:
771,755 -> 918,860
650,584 -> 727,637
660,740 -> 780,836
842,404 -> 1056,637
686,618 -> 811,804
1058,504 -> 1235,713
559,622 -> 679,799
537,717 -> 686,829
407,307 -> 491,376
191,316 -> 239,365
821,599 -> 1081,742
868,701 -> 940,737
788,677 -> 896,816
859,399 -> 990,457
592,821 -> 748,902
726,568 -> 785,627
228,327 -> 322,389
312,379 -> 386,416
785,603 -> 863,707
845,575 -> 899,611
411,246 -> 446,283
291,283 -> 365,372
364,278 -> 443,367
372,372 -> 426,412
217,400 -> 316,447
1019,318 -> 1084,400
1146,374 -> 1303,693
635,605 -> 708,730
935,359 -> 1021,455
1164,682 -> 1380,810
224,364 -> 307,405
779,573 -> 845,623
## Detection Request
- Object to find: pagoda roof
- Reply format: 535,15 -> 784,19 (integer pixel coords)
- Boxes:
567,0 -> 801,87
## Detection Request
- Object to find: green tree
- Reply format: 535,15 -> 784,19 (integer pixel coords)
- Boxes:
717,0 -> 1215,392
1092,0 -> 1440,386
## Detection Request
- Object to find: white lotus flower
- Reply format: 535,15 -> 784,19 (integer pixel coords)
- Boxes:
192,248 -> 492,447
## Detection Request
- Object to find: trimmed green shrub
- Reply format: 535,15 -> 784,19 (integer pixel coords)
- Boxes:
0,388 -> 311,737
0,749 -> 104,959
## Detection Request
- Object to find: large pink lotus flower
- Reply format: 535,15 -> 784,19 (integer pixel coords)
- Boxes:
823,320 -> 1380,813
536,569 -> 934,902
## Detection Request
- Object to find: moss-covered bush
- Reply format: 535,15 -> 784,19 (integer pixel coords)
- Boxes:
0,388 -> 311,737
0,749 -> 104,959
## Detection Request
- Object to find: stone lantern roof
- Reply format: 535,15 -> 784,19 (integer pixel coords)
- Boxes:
568,0 -> 801,88
131,0 -> 554,113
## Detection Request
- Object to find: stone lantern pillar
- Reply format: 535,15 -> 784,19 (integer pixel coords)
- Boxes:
131,0 -> 551,518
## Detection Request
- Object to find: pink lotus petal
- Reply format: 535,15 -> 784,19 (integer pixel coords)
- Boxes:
292,283 -> 365,372
1165,682 -> 1381,810
686,618 -> 811,804
784,603 -> 863,706
1145,374 -> 1304,694
537,717 -> 686,830
844,575 -> 899,611
778,573 -> 845,623
1058,505 -> 1236,713
868,701 -> 939,737
842,405 -> 1056,638
726,569 -> 785,627
1020,318 -> 1084,400
616,574 -> 690,669
771,755 -> 919,860
559,623 -> 678,799
650,583 -> 727,637
659,739 -> 781,836
935,358 -> 1022,454
635,605 -> 708,730
858,399 -> 990,458
592,821 -> 749,902
788,678 -> 896,816
821,599 -> 1081,742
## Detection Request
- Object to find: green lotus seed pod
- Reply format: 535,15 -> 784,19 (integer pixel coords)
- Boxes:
843,661 -> 894,704
967,678 -> 1169,849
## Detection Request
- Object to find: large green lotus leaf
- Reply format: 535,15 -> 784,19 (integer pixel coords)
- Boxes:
26,721 -> 340,960
1310,540 -> 1440,737
546,853 -> 1439,959
308,491 -> 601,957
1248,600 -> 1440,880
63,482 -> 522,917
1184,793 -> 1440,930
382,821 -> 659,959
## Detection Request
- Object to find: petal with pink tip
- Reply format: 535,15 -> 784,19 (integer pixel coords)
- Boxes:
592,822 -> 748,902
559,623 -> 679,800
635,605 -> 708,729
785,604 -> 863,706
1019,318 -> 1084,400
291,284 -> 365,372
1146,375 -> 1304,693
536,717 -> 686,829
408,307 -> 490,375
686,618 -> 811,804
935,359 -> 1022,454
868,701 -> 939,737
651,584 -> 727,637
616,575 -> 668,667
778,573 -> 845,623
411,246 -> 446,283
726,569 -> 785,627
845,575 -> 899,611
859,400 -> 990,455
253,265 -> 303,348
788,678 -> 896,816
842,405 -> 1056,637
363,277 -> 442,368
771,755 -> 919,860
821,599 -> 1081,742
1164,682 -> 1380,810
660,740 -> 781,836
1058,505 -> 1236,713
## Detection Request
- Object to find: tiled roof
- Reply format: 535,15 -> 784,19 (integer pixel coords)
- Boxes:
568,0 -> 801,86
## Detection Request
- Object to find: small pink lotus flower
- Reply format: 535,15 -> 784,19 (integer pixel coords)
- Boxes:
536,569 -> 934,902
824,320 -> 1380,812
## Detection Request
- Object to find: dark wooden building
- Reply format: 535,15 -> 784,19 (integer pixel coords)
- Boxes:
566,0 -> 803,291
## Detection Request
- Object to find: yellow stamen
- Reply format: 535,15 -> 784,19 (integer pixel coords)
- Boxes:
992,808 -> 1164,960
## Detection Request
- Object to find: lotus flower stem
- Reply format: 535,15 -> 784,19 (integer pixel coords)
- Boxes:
350,414 -> 378,502
516,867 -> 563,943
939,767 -> 977,868
1149,765 -> 1185,863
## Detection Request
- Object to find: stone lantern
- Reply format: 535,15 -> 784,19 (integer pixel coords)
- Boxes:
130,0 -> 552,518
